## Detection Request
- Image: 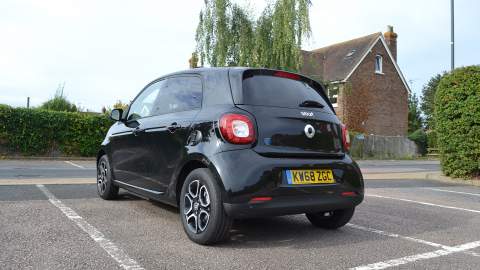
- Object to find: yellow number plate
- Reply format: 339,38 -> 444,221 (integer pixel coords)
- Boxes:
286,169 -> 335,185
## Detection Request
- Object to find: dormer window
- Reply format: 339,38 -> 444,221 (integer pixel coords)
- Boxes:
375,55 -> 383,74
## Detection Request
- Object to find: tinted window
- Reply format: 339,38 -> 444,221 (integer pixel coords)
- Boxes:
127,81 -> 163,121
153,76 -> 202,115
242,75 -> 333,113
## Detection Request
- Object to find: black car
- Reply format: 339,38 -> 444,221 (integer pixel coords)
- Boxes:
97,67 -> 364,245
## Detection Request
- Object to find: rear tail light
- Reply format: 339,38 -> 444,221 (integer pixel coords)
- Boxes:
219,113 -> 255,144
341,124 -> 350,152
341,191 -> 356,197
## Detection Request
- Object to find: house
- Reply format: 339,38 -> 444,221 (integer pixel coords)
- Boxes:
301,26 -> 409,136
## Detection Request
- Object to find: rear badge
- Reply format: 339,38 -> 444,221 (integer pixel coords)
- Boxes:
304,124 -> 315,139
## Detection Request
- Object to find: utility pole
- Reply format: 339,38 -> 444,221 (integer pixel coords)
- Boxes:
27,97 -> 30,108
451,0 -> 455,71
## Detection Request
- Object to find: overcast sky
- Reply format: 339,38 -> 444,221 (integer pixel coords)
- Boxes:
1,0 -> 479,111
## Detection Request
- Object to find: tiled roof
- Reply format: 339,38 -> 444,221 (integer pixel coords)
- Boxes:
301,32 -> 382,82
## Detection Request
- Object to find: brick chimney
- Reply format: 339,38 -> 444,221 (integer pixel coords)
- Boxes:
384,25 -> 398,61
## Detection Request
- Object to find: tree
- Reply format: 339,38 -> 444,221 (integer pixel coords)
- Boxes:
40,84 -> 78,112
408,92 -> 423,133
420,73 -> 444,129
270,0 -> 311,71
195,0 -> 312,71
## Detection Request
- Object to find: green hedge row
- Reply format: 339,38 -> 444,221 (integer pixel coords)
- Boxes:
0,105 -> 112,157
434,66 -> 480,178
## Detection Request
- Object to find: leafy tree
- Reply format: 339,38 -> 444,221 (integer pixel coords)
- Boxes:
408,92 -> 423,133
420,73 -> 444,129
270,0 -> 311,71
40,84 -> 78,112
195,0 -> 312,71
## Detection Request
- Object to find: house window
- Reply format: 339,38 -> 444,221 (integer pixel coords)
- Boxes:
375,55 -> 383,74
327,85 -> 339,107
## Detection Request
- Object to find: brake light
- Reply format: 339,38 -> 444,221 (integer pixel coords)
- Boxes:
341,124 -> 350,151
219,114 -> 255,144
273,71 -> 300,80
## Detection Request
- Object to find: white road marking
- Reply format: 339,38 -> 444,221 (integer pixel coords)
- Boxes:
366,194 -> 480,214
36,184 -> 144,270
347,223 -> 480,257
64,160 -> 85,169
350,240 -> 480,270
425,188 -> 480,197
347,223 -> 449,249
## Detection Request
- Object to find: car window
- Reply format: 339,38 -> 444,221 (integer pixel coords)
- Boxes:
242,75 -> 333,114
152,76 -> 202,115
127,81 -> 163,121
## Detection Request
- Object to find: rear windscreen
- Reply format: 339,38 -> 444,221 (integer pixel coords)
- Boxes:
242,75 -> 333,113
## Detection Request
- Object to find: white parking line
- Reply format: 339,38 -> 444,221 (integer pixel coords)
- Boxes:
425,188 -> 480,197
36,184 -> 144,270
347,223 -> 480,257
366,194 -> 480,214
64,161 -> 85,169
347,223 -> 449,249
350,240 -> 480,270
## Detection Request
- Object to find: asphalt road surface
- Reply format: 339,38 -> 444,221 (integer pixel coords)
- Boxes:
1,159 -> 479,270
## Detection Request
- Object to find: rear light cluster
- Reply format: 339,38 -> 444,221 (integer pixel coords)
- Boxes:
341,124 -> 351,152
219,113 -> 256,144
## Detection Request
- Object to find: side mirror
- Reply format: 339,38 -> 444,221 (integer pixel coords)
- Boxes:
110,108 -> 123,121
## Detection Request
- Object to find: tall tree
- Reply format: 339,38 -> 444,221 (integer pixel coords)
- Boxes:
408,92 -> 423,133
195,0 -> 311,71
420,73 -> 444,129
270,0 -> 311,71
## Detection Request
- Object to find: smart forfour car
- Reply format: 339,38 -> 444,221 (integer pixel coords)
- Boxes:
96,68 -> 364,245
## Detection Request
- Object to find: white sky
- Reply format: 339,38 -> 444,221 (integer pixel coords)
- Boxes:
1,0 -> 479,111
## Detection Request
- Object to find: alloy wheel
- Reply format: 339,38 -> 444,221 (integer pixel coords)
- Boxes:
184,180 -> 211,234
97,160 -> 108,195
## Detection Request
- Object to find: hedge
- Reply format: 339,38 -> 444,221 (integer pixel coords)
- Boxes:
434,66 -> 480,178
0,105 -> 112,157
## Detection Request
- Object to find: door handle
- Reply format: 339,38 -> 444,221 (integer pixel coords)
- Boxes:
133,127 -> 145,136
168,122 -> 180,133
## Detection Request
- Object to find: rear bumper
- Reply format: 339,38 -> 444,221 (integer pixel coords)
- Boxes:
224,193 -> 363,218
209,149 -> 364,217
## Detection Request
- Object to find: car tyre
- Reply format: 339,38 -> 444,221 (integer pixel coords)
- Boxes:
180,168 -> 232,245
306,207 -> 355,229
96,155 -> 119,200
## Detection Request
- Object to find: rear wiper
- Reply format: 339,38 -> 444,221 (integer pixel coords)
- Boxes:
299,100 -> 324,108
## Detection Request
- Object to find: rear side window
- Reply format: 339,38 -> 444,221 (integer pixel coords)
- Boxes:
152,76 -> 202,115
242,75 -> 333,113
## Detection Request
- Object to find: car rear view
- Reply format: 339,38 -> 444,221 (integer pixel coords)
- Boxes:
215,68 -> 364,223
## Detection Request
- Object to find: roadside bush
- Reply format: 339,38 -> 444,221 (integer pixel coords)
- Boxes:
408,129 -> 427,156
434,66 -> 480,178
0,106 -> 112,156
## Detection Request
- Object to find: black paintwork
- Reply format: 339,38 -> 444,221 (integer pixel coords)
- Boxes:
99,67 -> 364,217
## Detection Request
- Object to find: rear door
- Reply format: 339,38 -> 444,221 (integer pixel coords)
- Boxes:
235,70 -> 344,157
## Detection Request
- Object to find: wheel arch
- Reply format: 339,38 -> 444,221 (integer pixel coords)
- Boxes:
96,149 -> 106,165
172,153 -> 226,206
